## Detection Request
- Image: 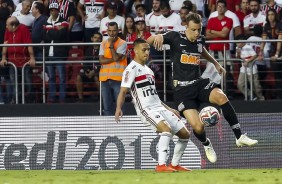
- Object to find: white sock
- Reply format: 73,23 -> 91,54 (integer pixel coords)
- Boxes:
171,139 -> 188,166
158,132 -> 172,165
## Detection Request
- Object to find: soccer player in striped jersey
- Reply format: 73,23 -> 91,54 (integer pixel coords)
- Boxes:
115,38 -> 191,172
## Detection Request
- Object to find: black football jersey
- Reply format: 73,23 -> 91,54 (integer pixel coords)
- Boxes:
163,31 -> 205,81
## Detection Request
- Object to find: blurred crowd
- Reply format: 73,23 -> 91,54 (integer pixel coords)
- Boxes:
0,0 -> 282,104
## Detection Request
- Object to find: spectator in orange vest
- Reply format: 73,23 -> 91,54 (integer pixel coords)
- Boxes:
99,21 -> 127,115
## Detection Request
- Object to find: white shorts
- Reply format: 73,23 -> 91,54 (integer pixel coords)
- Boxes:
140,109 -> 185,135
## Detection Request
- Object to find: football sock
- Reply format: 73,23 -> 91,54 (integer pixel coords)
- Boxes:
193,130 -> 209,146
171,139 -> 188,166
158,132 -> 172,165
221,101 -> 242,139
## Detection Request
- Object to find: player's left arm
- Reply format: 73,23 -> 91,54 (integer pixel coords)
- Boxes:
201,47 -> 226,75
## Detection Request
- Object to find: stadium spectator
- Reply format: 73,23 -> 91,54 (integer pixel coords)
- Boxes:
125,0 -> 151,17
235,0 -> 251,34
169,0 -> 186,13
12,0 -> 35,27
69,0 -> 84,42
147,13 -> 258,163
210,0 -> 240,13
261,0 -> 282,20
178,6 -> 191,33
100,1 -> 125,41
76,32 -> 102,102
0,0 -> 14,14
0,16 -> 36,104
260,8 -> 281,60
49,0 -> 76,31
43,2 -> 69,103
121,16 -> 135,63
0,5 -> 12,103
104,0 -> 126,17
134,3 -> 146,18
247,25 -> 269,90
235,34 -> 265,101
99,21 -> 127,115
158,1 -> 181,34
31,1 -> 48,61
209,0 -> 242,53
77,0 -> 106,42
145,0 -> 162,36
115,38 -> 191,172
205,0 -> 236,98
128,16 -> 151,60
243,0 -> 266,38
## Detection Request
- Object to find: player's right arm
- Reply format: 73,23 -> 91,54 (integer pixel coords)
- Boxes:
115,87 -> 129,123
147,34 -> 163,50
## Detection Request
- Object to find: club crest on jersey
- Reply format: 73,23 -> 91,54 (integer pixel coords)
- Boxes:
147,75 -> 154,84
197,43 -> 202,53
221,21 -> 226,26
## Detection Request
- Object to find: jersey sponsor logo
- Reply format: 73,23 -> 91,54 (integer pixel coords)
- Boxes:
180,54 -> 200,65
142,88 -> 157,97
221,21 -> 226,26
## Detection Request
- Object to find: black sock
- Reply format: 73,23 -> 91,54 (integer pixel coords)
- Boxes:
193,130 -> 209,146
221,101 -> 242,139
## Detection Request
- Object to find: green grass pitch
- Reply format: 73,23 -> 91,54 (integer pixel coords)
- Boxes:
0,169 -> 281,184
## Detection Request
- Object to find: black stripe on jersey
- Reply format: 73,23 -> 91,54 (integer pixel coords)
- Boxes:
136,81 -> 155,88
131,85 -> 157,127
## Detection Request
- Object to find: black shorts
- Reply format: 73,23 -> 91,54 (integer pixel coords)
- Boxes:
174,78 -> 217,112
80,72 -> 95,83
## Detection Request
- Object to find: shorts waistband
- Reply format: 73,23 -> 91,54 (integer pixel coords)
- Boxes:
173,80 -> 197,87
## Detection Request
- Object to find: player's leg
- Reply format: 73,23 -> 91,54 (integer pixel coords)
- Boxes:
155,120 -> 177,172
144,111 -> 177,172
162,110 -> 191,171
209,88 -> 258,146
183,109 -> 217,163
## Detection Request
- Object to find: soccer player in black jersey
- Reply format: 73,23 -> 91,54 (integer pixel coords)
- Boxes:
147,13 -> 258,163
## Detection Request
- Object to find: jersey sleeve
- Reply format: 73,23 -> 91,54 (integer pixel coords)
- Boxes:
162,31 -> 178,45
121,65 -> 136,88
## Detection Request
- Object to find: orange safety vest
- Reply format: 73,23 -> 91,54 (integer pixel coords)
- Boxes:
99,38 -> 127,82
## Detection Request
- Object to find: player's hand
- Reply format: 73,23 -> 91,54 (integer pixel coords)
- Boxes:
153,34 -> 164,51
215,64 -> 226,75
115,108 -> 123,123
170,108 -> 181,119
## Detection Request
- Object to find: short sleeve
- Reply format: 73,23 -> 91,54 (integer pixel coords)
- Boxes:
121,66 -> 136,88
116,41 -> 127,55
162,31 -> 179,45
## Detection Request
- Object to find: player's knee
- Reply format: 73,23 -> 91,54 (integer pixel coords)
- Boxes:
214,92 -> 228,105
176,128 -> 190,139
193,123 -> 205,133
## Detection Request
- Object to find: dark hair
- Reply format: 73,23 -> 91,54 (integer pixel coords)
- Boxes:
217,0 -> 227,7
133,38 -> 147,48
122,16 -> 136,40
92,32 -> 103,39
186,13 -> 202,24
249,0 -> 260,4
108,21 -> 118,29
135,3 -> 146,10
160,1 -> 170,10
266,8 -> 279,24
235,34 -> 246,40
183,1 -> 193,11
34,2 -> 45,15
